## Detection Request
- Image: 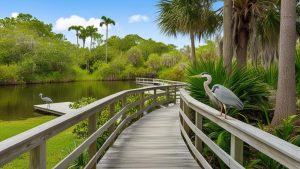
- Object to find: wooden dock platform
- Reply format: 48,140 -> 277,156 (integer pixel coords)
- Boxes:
97,105 -> 201,169
34,102 -> 74,115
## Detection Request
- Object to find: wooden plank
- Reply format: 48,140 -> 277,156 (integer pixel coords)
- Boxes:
97,105 -> 200,169
195,113 -> 203,152
230,134 -> 244,166
88,114 -> 97,169
30,142 -> 46,169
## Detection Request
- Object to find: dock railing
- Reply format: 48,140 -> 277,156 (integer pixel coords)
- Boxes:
179,88 -> 300,169
0,84 -> 185,169
136,77 -> 186,86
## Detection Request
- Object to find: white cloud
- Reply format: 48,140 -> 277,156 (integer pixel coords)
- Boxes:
128,14 -> 149,23
11,12 -> 19,18
54,15 -> 110,33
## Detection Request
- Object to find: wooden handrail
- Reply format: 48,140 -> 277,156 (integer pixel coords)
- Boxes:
136,77 -> 187,86
0,84 -> 185,168
179,88 -> 300,169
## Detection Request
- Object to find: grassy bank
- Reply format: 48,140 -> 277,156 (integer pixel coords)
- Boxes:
0,116 -> 82,168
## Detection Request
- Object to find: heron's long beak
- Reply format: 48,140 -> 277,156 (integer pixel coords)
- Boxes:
190,75 -> 202,78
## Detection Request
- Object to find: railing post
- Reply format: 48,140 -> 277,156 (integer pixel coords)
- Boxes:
30,142 -> 46,169
88,114 -> 97,169
121,96 -> 127,120
109,103 -> 115,133
182,102 -> 193,137
140,92 -> 144,116
230,134 -> 244,166
153,89 -> 157,106
174,86 -> 177,104
166,86 -> 170,104
195,112 -> 203,152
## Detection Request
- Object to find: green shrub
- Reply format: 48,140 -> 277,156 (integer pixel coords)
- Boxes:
0,64 -> 21,84
159,65 -> 185,81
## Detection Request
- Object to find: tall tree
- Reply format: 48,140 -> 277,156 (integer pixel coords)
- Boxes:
223,0 -> 233,73
79,28 -> 88,48
86,25 -> 98,49
68,25 -> 83,47
232,0 -> 277,69
157,0 -> 220,65
100,16 -> 115,63
272,0 -> 297,125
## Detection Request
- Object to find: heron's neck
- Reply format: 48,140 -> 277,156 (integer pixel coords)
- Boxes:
203,76 -> 212,95
40,95 -> 43,99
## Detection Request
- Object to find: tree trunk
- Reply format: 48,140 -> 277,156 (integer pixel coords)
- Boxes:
190,32 -> 196,66
272,0 -> 297,126
236,28 -> 248,69
76,31 -> 79,47
106,25 -> 108,63
223,0 -> 233,74
90,37 -> 93,49
83,39 -> 86,48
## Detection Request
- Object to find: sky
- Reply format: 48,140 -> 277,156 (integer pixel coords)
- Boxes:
0,0 -> 223,48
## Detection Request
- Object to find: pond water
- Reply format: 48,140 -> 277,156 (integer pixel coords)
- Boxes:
0,81 -> 138,121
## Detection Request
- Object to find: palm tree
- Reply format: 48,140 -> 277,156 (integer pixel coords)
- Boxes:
232,0 -> 276,68
272,0 -> 297,125
100,16 -> 115,63
223,0 -> 233,73
68,25 -> 83,47
86,25 -> 98,49
79,28 -> 88,48
157,0 -> 221,65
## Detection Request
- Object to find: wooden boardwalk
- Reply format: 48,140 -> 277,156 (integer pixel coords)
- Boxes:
98,105 -> 201,169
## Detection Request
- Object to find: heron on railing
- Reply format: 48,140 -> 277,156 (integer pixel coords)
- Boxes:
39,93 -> 53,109
191,72 -> 244,118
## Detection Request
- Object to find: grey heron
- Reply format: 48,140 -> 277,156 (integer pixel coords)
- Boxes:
39,93 -> 53,109
191,72 -> 244,119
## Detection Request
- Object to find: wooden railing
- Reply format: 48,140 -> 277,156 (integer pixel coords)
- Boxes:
0,84 -> 185,169
179,88 -> 300,169
136,77 -> 186,86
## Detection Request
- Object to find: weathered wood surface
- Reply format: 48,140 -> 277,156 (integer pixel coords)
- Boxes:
34,102 -> 73,115
97,105 -> 200,169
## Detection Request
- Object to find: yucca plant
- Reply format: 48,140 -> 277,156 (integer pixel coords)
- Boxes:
254,64 -> 278,89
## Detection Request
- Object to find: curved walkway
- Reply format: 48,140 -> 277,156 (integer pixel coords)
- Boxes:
97,105 -> 201,169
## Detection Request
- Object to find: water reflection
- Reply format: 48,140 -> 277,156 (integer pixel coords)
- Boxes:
0,81 -> 138,121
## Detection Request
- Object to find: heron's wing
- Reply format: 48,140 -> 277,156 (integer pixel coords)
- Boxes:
212,84 -> 244,110
45,97 -> 53,102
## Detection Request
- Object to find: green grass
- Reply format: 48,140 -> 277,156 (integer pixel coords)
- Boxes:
0,116 -> 82,169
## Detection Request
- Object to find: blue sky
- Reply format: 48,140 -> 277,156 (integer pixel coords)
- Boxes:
0,0 -> 223,48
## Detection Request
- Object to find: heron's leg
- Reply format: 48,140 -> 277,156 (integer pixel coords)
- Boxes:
219,103 -> 223,116
223,104 -> 227,119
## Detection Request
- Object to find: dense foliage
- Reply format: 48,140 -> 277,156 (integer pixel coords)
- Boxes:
0,14 -> 187,85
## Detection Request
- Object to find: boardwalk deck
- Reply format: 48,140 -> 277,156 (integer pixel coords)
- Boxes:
97,105 -> 201,169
